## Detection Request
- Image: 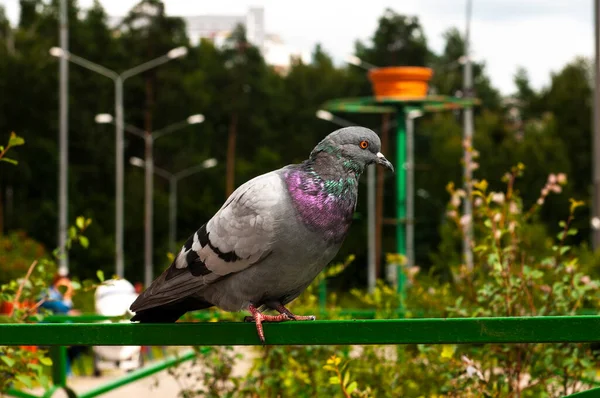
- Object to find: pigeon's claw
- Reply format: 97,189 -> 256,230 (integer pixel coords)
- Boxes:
248,304 -> 290,343
275,304 -> 317,321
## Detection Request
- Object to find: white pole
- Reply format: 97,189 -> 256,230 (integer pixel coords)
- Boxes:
406,116 -> 415,271
462,0 -> 475,270
593,0 -> 600,248
144,135 -> 154,287
115,78 -> 125,278
57,0 -> 69,275
367,164 -> 376,293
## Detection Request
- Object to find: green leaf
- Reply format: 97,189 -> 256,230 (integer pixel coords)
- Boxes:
85,218 -> 93,228
343,371 -> 350,387
9,133 -> 25,147
38,374 -> 50,388
28,362 -> 42,372
347,381 -> 358,394
16,374 -> 33,388
558,221 -> 567,228
567,228 -> 578,236
1,356 -> 15,367
76,216 -> 85,230
79,235 -> 89,248
96,270 -> 105,282
530,270 -> 544,279
0,157 -> 18,165
69,226 -> 77,238
329,376 -> 340,385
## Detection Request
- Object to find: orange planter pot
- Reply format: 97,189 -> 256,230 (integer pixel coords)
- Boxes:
368,67 -> 433,99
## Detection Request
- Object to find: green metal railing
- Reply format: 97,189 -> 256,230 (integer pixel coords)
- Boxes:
3,316 -> 600,397
7,349 -> 198,398
2,316 -> 600,346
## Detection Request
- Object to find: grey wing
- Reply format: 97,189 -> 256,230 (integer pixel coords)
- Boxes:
130,172 -> 284,313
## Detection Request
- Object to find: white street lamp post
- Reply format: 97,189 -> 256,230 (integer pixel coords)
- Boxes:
129,157 -> 217,256
50,46 -> 188,278
96,113 -> 203,286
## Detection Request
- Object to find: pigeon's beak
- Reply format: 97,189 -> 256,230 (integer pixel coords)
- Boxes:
376,152 -> 394,173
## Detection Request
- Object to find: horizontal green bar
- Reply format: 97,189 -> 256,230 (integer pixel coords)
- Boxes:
566,386 -> 600,397
38,308 -> 596,323
1,316 -> 599,346
79,350 -> 197,398
322,95 -> 481,115
4,389 -> 40,398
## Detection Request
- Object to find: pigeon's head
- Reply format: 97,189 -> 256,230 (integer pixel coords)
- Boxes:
311,126 -> 394,173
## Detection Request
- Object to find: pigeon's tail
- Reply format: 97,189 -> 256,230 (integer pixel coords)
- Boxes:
130,297 -> 214,323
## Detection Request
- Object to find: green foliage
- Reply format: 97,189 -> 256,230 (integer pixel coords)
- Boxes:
0,134 -> 102,392
0,231 -> 47,285
0,214 -> 93,392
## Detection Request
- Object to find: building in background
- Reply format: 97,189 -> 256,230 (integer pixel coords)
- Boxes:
109,7 -> 308,74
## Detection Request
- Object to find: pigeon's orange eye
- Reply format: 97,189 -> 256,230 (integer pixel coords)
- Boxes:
359,140 -> 369,149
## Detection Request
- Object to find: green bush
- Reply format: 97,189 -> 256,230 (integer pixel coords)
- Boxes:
0,231 -> 47,285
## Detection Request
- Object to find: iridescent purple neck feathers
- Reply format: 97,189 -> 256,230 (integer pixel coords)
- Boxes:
284,153 -> 361,243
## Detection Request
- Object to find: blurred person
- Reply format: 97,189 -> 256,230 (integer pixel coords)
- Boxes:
40,274 -> 86,376
40,274 -> 80,315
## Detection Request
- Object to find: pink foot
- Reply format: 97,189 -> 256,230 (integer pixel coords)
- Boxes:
248,304 -> 290,343
275,304 -> 316,321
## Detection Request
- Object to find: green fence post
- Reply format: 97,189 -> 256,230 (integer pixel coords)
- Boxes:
395,110 -> 407,314
318,278 -> 326,316
49,346 -> 67,388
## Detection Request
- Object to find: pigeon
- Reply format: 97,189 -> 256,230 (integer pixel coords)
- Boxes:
129,126 -> 394,343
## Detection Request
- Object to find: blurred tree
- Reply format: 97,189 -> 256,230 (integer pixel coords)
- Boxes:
429,28 -> 501,110
355,8 -> 429,68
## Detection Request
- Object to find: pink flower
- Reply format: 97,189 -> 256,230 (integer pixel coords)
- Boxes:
537,198 -> 545,205
541,187 -> 549,197
548,174 -> 557,184
450,196 -> 461,208
540,284 -> 551,293
550,185 -> 562,193
581,275 -> 591,285
557,173 -> 567,185
493,212 -> 502,223
447,210 -> 458,218
509,201 -> 519,214
474,197 -> 484,207
460,214 -> 472,227
491,192 -> 505,204
566,265 -> 575,274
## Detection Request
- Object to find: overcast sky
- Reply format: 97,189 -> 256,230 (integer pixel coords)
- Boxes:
1,0 -> 594,95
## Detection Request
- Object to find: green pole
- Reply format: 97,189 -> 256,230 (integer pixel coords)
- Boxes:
396,110 -> 407,313
50,346 -> 68,388
78,350 -> 197,398
318,278 -> 326,316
